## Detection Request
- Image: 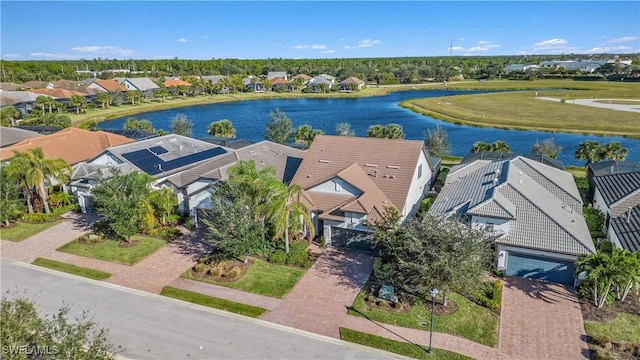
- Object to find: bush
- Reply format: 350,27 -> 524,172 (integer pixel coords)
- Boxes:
194,263 -> 206,273
225,266 -> 240,279
592,333 -> 612,347
286,241 -> 311,268
468,280 -> 502,309
166,214 -> 181,226
148,226 -> 182,240
269,249 -> 287,264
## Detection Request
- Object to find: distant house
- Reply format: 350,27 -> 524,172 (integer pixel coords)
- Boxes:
21,81 -> 54,89
291,135 -> 439,250
339,77 -> 365,92
270,77 -> 292,91
161,140 -> 306,218
539,60 -> 608,73
591,171 -> 640,252
242,76 -> 264,92
317,74 -> 336,84
116,77 -> 159,97
0,126 -> 43,148
0,91 -> 42,116
429,155 -> 595,285
307,76 -> 332,92
267,71 -> 287,80
163,79 -> 192,88
292,74 -> 312,85
87,79 -> 129,93
0,128 -> 132,165
70,134 -> 228,213
0,82 -> 23,91
31,88 -> 91,110
200,75 -> 227,84
586,160 -> 640,202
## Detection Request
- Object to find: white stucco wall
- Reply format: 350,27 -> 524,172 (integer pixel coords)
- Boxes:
607,225 -> 623,249
309,178 -> 362,196
471,216 -> 510,235
402,151 -> 432,220
592,188 -> 610,217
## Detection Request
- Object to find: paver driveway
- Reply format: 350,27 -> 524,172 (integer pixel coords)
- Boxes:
499,276 -> 590,360
261,247 -> 375,338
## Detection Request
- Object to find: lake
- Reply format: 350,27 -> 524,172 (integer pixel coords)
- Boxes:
101,89 -> 640,167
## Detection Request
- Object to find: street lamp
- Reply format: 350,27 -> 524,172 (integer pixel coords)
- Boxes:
428,287 -> 439,354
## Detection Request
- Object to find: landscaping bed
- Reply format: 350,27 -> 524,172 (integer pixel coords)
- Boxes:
348,280 -> 500,347
182,257 -> 304,298
56,234 -> 166,265
581,293 -> 640,359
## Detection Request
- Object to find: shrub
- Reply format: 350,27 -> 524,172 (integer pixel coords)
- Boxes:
269,249 -> 287,264
22,212 -> 57,223
468,280 -> 502,309
149,226 -> 182,240
286,241 -> 311,268
184,218 -> 194,230
225,266 -> 240,279
592,334 -> 611,347
210,266 -> 221,277
166,214 -> 181,226
194,263 -> 206,273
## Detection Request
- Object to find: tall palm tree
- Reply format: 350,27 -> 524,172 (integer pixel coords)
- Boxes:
471,141 -> 492,153
34,96 -> 55,113
207,119 -> 236,138
491,140 -> 511,153
4,148 -> 71,214
366,125 -> 387,138
267,183 -> 315,254
96,92 -> 113,109
598,141 -> 629,161
385,124 -> 405,139
154,88 -> 170,102
69,95 -> 86,114
575,140 -> 602,165
294,124 -> 324,145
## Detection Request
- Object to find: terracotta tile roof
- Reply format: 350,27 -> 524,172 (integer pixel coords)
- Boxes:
31,88 -> 86,99
163,79 -> 192,88
270,77 -> 291,85
292,135 -> 426,214
0,128 -> 133,164
339,77 -> 365,85
21,81 -> 50,89
93,79 -> 128,92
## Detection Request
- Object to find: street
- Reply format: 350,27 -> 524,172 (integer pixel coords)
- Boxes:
1,260 -> 393,360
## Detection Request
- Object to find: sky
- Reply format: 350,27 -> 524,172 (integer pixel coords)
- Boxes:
1,1 -> 638,60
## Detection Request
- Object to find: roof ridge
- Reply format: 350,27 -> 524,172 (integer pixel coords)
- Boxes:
513,157 -> 581,205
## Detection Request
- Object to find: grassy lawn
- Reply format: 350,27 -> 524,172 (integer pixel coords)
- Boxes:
182,258 -> 304,298
56,235 -> 166,265
400,81 -> 640,138
32,257 -> 111,280
160,286 -> 267,318
585,313 -> 640,345
339,328 -> 472,360
349,291 -> 499,347
0,220 -> 62,242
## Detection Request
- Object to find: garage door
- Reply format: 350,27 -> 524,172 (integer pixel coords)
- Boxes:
506,252 -> 576,285
331,228 -> 374,252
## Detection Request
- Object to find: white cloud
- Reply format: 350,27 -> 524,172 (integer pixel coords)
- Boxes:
451,46 -> 465,52
344,45 -> 355,50
202,35 -> 209,39
343,38 -> 382,50
466,41 -> 500,52
2,53 -> 21,58
607,36 -> 638,44
532,38 -> 574,52
31,52 -> 74,59
478,40 -> 490,45
176,38 -> 191,43
293,44 -> 328,50
71,45 -> 134,56
586,45 -> 632,53
323,50 -> 335,54
534,38 -> 567,47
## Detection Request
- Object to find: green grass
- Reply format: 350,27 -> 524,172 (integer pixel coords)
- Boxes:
32,257 -> 111,280
339,327 -> 472,360
181,258 -> 304,298
160,286 -> 267,318
0,220 -> 62,242
585,313 -> 640,345
348,290 -> 499,347
56,234 -> 166,265
400,81 -> 640,138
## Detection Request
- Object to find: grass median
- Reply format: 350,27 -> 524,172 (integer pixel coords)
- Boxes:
32,257 -> 111,280
160,286 -> 267,318
57,235 -> 166,266
0,220 -> 62,242
339,328 -> 472,360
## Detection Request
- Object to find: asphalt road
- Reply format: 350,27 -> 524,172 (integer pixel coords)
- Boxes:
1,260 -> 394,360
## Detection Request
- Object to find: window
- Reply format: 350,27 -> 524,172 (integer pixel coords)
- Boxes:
418,164 -> 423,179
486,222 -> 495,232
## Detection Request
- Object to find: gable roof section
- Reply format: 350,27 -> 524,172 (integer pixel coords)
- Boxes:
91,79 -> 128,92
291,135 -> 425,212
31,88 -> 86,99
163,79 -> 192,87
588,160 -> 640,177
339,77 -> 365,85
429,156 -> 594,256
0,126 -> 43,148
1,91 -> 43,104
593,172 -> 640,211
0,128 -> 133,164
270,77 -> 291,85
121,78 -> 159,91
201,75 -> 227,84
610,205 -> 640,252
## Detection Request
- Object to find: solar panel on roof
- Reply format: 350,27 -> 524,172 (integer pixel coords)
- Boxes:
121,147 -> 227,176
149,146 -> 168,155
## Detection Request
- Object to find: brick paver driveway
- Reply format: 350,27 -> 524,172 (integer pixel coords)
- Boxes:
499,276 -> 590,360
261,248 -> 374,338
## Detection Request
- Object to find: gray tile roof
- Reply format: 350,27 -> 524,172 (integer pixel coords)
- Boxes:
429,156 -> 595,256
610,204 -> 640,252
120,78 -> 159,91
1,91 -> 45,103
592,172 -> 640,208
0,126 -> 43,148
588,160 -> 640,177
201,75 -> 227,84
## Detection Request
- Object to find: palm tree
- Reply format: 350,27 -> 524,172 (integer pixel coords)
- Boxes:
34,96 -> 55,114
207,119 -> 236,138
335,122 -> 355,136
471,141 -> 492,153
598,141 -> 629,161
69,95 -> 86,114
366,125 -> 387,138
575,140 -> 602,165
1,106 -> 21,126
267,183 -> 315,254
149,187 -> 177,225
294,125 -> 324,145
4,148 -> 71,214
154,88 -> 170,102
96,92 -> 113,109
385,124 -> 405,139
491,140 -> 511,153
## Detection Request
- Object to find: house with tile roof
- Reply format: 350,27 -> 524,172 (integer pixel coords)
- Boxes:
292,74 -> 312,85
591,171 -> 640,252
307,76 -> 333,92
267,71 -> 287,80
70,134 -> 230,213
290,135 -> 439,250
339,77 -> 366,92
163,79 -> 192,88
87,79 -> 129,93
0,127 -> 132,165
161,140 -> 306,218
0,91 -> 42,116
270,77 -> 292,91
116,77 -> 159,97
429,155 -> 595,285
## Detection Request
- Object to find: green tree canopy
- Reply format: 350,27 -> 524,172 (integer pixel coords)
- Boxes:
124,118 -> 155,133
366,124 -> 405,139
265,108 -> 293,144
293,124 -> 324,146
207,119 -> 236,138
169,113 -> 193,137
471,140 -> 511,153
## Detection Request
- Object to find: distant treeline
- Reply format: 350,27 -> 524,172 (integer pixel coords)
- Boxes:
1,54 -> 638,84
